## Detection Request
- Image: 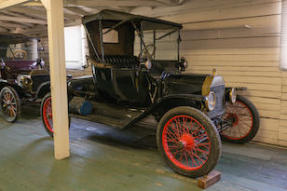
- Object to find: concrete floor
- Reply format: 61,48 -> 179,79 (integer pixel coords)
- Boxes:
0,104 -> 286,191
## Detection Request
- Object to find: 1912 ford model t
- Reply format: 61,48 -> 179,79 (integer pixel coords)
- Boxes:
0,34 -> 51,122
41,10 -> 259,178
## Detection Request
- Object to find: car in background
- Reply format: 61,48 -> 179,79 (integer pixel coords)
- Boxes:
0,34 -> 51,122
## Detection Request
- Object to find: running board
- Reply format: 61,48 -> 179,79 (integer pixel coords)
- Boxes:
70,101 -> 145,129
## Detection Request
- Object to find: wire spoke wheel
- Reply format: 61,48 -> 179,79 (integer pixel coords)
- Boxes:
162,115 -> 210,171
157,107 -> 221,178
42,96 -> 53,133
221,95 -> 259,143
41,93 -> 71,137
0,87 -> 20,122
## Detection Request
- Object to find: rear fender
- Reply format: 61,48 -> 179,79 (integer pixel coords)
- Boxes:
36,81 -> 50,99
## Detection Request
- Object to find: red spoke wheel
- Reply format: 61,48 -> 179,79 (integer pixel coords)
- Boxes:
221,95 -> 259,143
157,106 -> 221,178
0,86 -> 20,123
40,93 -> 71,137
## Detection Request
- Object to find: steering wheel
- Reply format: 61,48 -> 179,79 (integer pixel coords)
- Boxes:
14,49 -> 28,59
138,44 -> 156,60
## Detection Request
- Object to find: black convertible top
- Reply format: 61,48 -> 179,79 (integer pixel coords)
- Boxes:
82,9 -> 182,29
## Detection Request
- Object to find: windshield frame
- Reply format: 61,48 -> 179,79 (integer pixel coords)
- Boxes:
138,21 -> 181,62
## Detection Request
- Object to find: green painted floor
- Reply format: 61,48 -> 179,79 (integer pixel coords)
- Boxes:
0,104 -> 286,191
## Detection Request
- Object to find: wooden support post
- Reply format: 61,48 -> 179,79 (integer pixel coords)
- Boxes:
41,0 -> 70,160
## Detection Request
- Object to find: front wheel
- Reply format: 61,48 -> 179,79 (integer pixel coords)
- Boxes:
157,106 -> 221,178
0,86 -> 20,123
40,93 -> 70,137
221,95 -> 259,143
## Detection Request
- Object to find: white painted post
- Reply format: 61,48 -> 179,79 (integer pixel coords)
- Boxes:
41,0 -> 70,159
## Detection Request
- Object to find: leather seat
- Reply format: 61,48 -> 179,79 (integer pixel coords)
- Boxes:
96,55 -> 138,67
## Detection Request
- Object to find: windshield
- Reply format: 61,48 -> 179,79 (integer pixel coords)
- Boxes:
0,39 -> 40,61
134,21 -> 180,61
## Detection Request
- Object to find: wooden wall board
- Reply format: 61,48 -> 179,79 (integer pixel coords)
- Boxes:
161,0 -> 285,146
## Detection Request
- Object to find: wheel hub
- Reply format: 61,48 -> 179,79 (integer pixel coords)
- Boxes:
180,134 -> 195,150
227,113 -> 239,127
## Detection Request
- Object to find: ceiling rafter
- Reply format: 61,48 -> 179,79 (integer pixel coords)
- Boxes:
0,0 -> 193,38
9,7 -> 47,20
0,0 -> 32,10
65,0 -> 168,8
64,7 -> 89,16
0,15 -> 46,24
0,20 -> 31,29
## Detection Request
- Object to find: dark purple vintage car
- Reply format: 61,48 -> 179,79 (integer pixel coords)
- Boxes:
0,34 -> 51,122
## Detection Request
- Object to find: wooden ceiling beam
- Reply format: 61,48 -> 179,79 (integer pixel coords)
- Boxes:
155,0 -> 187,6
65,0 -> 167,7
9,7 -> 47,20
0,21 -> 30,29
64,7 -> 89,16
12,5 -> 81,20
63,9 -> 81,19
14,25 -> 47,35
0,26 -> 9,33
0,15 -> 46,24
0,0 -> 32,10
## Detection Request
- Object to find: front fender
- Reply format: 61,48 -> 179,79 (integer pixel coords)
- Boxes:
0,81 -> 27,98
150,94 -> 205,121
124,93 -> 206,128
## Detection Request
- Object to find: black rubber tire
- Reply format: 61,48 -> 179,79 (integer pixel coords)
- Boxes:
0,86 -> 21,123
157,106 -> 222,178
221,95 -> 260,143
40,93 -> 71,137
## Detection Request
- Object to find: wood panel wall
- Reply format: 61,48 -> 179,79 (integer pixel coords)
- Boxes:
161,0 -> 285,146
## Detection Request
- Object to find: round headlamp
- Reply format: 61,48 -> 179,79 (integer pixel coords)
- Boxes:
17,75 -> 32,88
180,57 -> 188,71
145,59 -> 152,70
229,88 -> 237,104
23,77 -> 32,86
205,91 -> 216,111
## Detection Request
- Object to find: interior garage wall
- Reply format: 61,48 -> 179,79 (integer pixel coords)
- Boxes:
160,0 -> 285,146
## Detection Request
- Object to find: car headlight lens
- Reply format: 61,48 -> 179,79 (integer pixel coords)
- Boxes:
180,57 -> 188,71
229,88 -> 237,104
145,59 -> 152,70
17,75 -> 32,87
205,91 -> 216,111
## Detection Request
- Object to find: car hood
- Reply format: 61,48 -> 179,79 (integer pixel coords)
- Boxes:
164,73 -> 224,95
4,60 -> 38,71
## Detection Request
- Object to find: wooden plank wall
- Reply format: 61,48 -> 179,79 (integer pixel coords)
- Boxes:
161,0 -> 285,146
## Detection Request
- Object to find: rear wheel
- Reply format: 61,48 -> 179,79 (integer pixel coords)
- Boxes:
221,95 -> 259,143
41,93 -> 70,137
0,86 -> 20,123
157,106 -> 221,178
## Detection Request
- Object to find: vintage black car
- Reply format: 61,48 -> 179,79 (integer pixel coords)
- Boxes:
40,10 -> 260,178
0,34 -> 51,122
